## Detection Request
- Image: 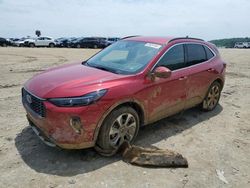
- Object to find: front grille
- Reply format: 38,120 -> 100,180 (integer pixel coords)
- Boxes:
22,88 -> 46,117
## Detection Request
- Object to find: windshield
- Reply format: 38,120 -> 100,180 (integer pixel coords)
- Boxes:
85,40 -> 163,74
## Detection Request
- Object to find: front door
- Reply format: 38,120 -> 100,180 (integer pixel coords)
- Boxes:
143,44 -> 188,123
36,37 -> 45,46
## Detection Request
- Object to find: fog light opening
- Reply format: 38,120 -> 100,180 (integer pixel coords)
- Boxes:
70,117 -> 82,134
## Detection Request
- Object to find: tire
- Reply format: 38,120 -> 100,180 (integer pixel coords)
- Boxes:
2,43 -> 7,47
76,44 -> 81,48
201,81 -> 222,111
93,44 -> 98,49
49,43 -> 55,48
29,43 -> 35,48
96,106 -> 140,156
19,44 -> 24,47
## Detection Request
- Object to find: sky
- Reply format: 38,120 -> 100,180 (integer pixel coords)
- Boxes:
0,0 -> 249,40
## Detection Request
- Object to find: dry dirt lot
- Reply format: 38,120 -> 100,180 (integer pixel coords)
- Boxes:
0,47 -> 249,188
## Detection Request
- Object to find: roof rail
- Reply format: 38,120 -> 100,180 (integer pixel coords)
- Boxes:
168,36 -> 204,43
121,35 -> 141,40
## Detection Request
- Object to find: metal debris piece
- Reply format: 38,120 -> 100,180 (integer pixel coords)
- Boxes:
216,169 -> 229,184
119,142 -> 188,168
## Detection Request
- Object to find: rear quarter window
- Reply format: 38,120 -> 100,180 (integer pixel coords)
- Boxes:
204,45 -> 214,60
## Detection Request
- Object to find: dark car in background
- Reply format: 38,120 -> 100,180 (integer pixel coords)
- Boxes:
0,37 -> 10,47
55,37 -> 77,48
71,37 -> 108,48
67,37 -> 84,48
105,37 -> 120,46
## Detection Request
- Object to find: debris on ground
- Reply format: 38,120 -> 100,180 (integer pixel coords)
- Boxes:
216,169 -> 229,184
119,142 -> 188,168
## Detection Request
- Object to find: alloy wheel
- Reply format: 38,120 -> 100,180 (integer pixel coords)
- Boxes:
205,84 -> 220,110
109,113 -> 137,147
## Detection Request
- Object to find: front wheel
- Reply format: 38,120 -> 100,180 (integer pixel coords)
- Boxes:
202,81 -> 222,111
49,43 -> 55,48
96,106 -> 139,156
29,43 -> 35,47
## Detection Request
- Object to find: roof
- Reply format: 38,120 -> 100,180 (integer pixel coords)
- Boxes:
124,36 -> 204,45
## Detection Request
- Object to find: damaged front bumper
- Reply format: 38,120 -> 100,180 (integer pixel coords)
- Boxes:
28,118 -> 56,147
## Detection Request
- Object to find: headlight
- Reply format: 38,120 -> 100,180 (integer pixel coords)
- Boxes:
48,89 -> 107,107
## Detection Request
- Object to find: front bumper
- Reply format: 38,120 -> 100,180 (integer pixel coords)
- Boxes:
23,93 -> 109,149
28,118 -> 56,147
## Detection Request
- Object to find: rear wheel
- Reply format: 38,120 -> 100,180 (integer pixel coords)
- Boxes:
202,81 -> 222,111
2,43 -> 7,47
76,44 -> 81,48
96,106 -> 139,156
93,44 -> 98,49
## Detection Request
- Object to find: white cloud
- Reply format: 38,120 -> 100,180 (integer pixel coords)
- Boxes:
0,0 -> 249,40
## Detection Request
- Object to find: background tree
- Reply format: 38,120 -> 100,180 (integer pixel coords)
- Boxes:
35,30 -> 41,37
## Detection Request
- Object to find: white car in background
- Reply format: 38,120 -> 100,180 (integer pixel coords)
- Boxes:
27,37 -> 56,47
14,38 -> 34,47
234,42 -> 250,48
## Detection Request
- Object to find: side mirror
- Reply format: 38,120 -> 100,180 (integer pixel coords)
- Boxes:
153,66 -> 171,78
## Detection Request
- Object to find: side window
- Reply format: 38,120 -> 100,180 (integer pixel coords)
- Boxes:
186,44 -> 206,66
204,45 -> 214,60
157,44 -> 185,71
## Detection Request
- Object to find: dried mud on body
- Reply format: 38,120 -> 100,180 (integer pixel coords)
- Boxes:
0,47 -> 250,188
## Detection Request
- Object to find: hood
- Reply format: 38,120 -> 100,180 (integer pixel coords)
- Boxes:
25,63 -> 127,98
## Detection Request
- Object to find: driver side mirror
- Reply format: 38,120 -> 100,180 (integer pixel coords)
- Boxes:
153,66 -> 172,78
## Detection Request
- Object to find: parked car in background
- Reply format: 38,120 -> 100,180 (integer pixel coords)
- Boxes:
22,36 -> 226,155
71,37 -> 107,48
8,38 -> 20,46
105,37 -> 120,46
13,38 -> 29,47
234,42 -> 250,48
67,37 -> 84,48
0,37 -> 11,47
26,37 -> 56,47
55,38 -> 69,47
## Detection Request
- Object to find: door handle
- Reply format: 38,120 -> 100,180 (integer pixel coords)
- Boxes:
207,68 -> 215,72
178,76 -> 187,80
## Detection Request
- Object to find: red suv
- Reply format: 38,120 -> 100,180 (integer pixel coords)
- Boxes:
22,36 -> 226,155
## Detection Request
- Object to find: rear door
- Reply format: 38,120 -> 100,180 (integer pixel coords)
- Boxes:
184,43 -> 216,109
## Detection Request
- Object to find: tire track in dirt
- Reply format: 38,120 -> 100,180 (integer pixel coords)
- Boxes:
0,84 -> 20,89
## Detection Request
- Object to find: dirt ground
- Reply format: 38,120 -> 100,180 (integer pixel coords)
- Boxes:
0,47 -> 249,188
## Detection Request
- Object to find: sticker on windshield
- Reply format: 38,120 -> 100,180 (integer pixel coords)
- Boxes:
145,43 -> 161,49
